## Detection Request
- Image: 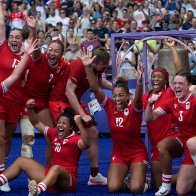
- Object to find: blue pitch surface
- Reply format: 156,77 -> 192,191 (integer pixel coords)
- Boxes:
1,135 -> 194,196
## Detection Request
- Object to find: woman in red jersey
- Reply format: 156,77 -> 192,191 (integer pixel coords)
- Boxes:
0,100 -> 89,195
145,73 -> 196,196
142,39 -> 184,196
83,52 -> 149,193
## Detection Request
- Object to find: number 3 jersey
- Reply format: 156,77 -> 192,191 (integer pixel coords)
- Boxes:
102,96 -> 147,157
44,127 -> 82,178
157,94 -> 196,144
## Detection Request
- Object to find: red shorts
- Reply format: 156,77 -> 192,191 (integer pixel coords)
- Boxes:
49,101 -> 71,123
49,100 -> 95,128
178,137 -> 195,165
0,98 -> 23,123
22,99 -> 49,116
151,134 -> 181,161
111,150 -> 148,166
45,168 -> 77,193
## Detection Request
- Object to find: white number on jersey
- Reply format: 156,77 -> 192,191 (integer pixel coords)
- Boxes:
116,117 -> 123,127
12,58 -> 20,68
54,143 -> 61,152
49,74 -> 54,83
178,111 -> 183,122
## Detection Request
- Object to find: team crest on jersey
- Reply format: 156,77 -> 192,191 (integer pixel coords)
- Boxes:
124,108 -> 129,116
174,104 -> 177,109
56,67 -> 61,73
185,102 -> 190,110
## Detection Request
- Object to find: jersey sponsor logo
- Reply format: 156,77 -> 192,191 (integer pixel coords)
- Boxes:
124,108 -> 129,116
185,102 -> 190,110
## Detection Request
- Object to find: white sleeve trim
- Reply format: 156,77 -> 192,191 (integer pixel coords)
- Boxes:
1,81 -> 8,93
101,96 -> 108,107
44,126 -> 49,136
157,107 -> 166,115
0,39 -> 6,47
78,139 -> 83,149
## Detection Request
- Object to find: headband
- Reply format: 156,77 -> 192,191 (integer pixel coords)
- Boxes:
152,68 -> 169,81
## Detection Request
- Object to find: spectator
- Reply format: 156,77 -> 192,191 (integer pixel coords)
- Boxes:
182,10 -> 194,30
93,17 -> 108,47
79,7 -> 91,35
58,8 -> 70,36
46,7 -> 61,27
80,28 -> 101,53
182,0 -> 192,11
64,41 -> 82,62
65,27 -> 79,50
130,20 -> 141,32
122,21 -> 131,33
36,0 -> 46,21
74,1 -> 83,17
189,0 -> 196,17
165,0 -> 181,14
187,41 -> 196,75
28,0 -> 37,17
117,41 -> 136,80
159,18 -> 170,31
90,2 -> 102,20
9,1 -> 25,29
41,33 -> 52,53
168,13 -> 178,30
117,8 -> 128,29
132,2 -> 149,30
36,11 -> 46,33
115,0 -> 125,19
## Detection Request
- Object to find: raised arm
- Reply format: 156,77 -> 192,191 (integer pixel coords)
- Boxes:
164,39 -> 182,74
133,63 -> 144,111
75,115 -> 90,149
4,39 -> 38,89
26,16 -> 42,61
0,0 -> 5,42
82,52 -> 106,104
27,99 -> 47,134
145,94 -> 164,122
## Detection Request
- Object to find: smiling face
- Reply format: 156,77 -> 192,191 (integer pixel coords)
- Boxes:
8,29 -> 23,54
56,116 -> 72,139
46,42 -> 63,67
112,87 -> 130,111
151,71 -> 167,93
173,75 -> 191,101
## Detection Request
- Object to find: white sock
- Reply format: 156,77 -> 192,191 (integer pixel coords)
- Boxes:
0,174 -> 8,186
37,182 -> 47,194
162,174 -> 172,189
0,164 -> 5,174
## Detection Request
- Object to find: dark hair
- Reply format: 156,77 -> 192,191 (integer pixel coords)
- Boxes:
48,40 -> 64,55
93,47 -> 110,65
87,29 -> 94,33
175,73 -> 195,84
57,107 -> 75,127
113,77 -> 129,93
9,27 -> 25,40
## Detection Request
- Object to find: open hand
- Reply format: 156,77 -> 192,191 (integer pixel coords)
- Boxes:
24,38 -> 39,56
80,48 -> 96,67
